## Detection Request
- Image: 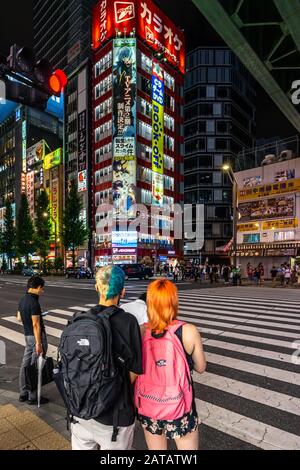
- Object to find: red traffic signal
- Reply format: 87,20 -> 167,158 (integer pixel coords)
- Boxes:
49,69 -> 68,96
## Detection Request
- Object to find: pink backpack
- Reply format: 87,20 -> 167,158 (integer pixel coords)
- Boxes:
135,321 -> 193,420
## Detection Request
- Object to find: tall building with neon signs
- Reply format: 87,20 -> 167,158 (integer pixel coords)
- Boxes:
92,0 -> 185,266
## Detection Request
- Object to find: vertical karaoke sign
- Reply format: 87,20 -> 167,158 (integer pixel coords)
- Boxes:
112,38 -> 137,219
152,60 -> 164,206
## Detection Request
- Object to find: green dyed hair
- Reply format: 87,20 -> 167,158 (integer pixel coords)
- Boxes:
95,265 -> 125,300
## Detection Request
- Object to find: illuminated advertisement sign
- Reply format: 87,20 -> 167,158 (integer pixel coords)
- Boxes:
26,172 -> 35,219
112,230 -> 138,247
152,60 -> 164,206
44,148 -> 62,170
78,110 -> 87,172
26,140 -> 45,171
22,121 -> 26,173
239,196 -> 295,221
78,170 -> 87,192
262,218 -> 298,230
238,178 -> 300,200
51,179 -> 59,236
92,0 -> 185,74
112,38 -> 137,219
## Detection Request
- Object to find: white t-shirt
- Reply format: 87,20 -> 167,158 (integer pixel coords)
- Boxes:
122,299 -> 148,326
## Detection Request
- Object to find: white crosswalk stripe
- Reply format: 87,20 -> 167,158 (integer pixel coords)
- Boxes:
1,286 -> 300,449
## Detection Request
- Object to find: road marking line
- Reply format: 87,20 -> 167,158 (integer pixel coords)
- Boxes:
204,338 -> 292,364
205,351 -> 300,385
0,326 -> 57,359
194,372 -> 300,416
196,398 -> 300,450
50,309 -> 74,317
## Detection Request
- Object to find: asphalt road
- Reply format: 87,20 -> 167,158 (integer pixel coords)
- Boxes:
0,276 -> 299,450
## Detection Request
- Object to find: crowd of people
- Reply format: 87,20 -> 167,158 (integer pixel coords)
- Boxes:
246,262 -> 300,287
16,269 -> 207,451
157,263 -> 242,286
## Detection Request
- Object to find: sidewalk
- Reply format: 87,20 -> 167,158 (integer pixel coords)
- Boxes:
0,387 -> 71,450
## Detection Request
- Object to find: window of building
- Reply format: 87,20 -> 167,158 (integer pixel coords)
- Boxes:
214,154 -> 223,168
95,75 -> 112,99
185,190 -> 199,204
164,71 -> 175,91
185,174 -> 198,188
206,120 -> 215,133
243,233 -> 260,243
165,93 -> 175,112
206,86 -> 215,98
141,189 -> 152,205
139,144 -> 152,162
212,223 -> 222,236
141,76 -> 151,96
164,175 -> 174,191
164,155 -> 174,171
95,143 -> 112,164
274,231 -> 295,241
207,138 -> 215,151
141,53 -> 152,74
163,195 -> 174,206
185,138 -> 205,154
138,121 -> 152,141
199,173 -> 213,184
199,190 -> 213,202
140,98 -> 152,118
164,134 -> 175,152
185,88 -> 198,103
95,97 -> 112,121
213,172 -> 222,184
164,114 -> 174,132
95,121 -> 112,142
214,189 -> 222,201
95,165 -> 112,185
95,51 -> 112,77
199,155 -> 213,168
139,167 -> 152,184
215,206 -> 228,219
206,206 -> 215,219
213,103 -> 222,115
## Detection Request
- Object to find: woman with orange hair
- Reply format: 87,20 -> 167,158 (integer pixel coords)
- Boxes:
135,278 -> 206,450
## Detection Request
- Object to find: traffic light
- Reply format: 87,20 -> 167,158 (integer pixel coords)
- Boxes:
49,69 -> 68,96
1,44 -> 68,109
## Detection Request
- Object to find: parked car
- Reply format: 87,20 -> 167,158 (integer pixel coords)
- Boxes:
120,264 -> 153,280
65,267 -> 92,279
22,267 -> 42,277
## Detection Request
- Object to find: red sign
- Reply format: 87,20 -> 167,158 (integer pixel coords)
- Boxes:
92,0 -> 185,74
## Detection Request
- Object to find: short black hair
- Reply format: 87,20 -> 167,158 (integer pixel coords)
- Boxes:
27,276 -> 45,290
139,292 -> 147,302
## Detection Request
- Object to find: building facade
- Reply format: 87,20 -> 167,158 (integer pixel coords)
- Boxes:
91,0 -> 185,266
33,0 -> 98,267
235,155 -> 300,275
0,103 -> 63,261
184,47 -> 256,263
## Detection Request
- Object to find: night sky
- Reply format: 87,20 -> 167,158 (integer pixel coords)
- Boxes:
0,0 -> 297,139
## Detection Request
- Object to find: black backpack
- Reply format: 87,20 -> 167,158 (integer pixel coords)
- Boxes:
54,306 -> 124,441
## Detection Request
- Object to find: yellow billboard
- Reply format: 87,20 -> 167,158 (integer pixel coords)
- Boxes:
262,218 -> 298,230
44,148 -> 62,170
152,60 -> 164,206
237,223 -> 260,232
238,178 -> 300,200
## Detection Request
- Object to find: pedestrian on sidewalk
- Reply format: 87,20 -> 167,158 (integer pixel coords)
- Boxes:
284,264 -> 291,287
17,276 -> 49,405
270,266 -> 278,287
69,265 -> 142,450
135,278 -> 206,450
122,292 -> 148,334
222,265 -> 230,285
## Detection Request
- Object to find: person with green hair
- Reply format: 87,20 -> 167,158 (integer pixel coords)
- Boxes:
71,265 -> 142,450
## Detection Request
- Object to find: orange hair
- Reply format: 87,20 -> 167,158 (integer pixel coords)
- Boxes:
147,278 -> 178,333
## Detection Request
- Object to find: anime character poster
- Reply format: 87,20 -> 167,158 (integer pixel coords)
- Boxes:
112,38 -> 137,220
112,154 -> 137,219
112,38 -> 137,138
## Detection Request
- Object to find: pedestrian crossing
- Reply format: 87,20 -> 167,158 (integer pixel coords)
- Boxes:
0,286 -> 300,450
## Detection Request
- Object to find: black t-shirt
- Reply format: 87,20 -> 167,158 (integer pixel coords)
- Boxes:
92,304 -> 142,427
18,293 -> 45,337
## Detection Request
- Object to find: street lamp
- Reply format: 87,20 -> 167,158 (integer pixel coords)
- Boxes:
43,212 -> 58,259
222,164 -> 238,269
